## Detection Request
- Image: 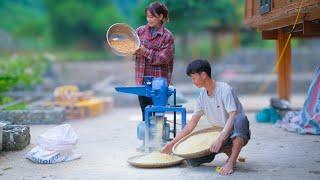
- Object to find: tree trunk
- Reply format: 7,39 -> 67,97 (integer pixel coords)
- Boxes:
220,30 -> 228,57
211,31 -> 218,59
180,33 -> 188,60
232,26 -> 240,49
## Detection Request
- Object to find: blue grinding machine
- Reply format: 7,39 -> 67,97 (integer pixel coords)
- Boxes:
115,76 -> 186,152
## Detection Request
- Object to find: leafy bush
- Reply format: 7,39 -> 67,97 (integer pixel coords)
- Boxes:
0,54 -> 48,105
44,0 -> 124,48
5,102 -> 27,110
0,0 -> 51,51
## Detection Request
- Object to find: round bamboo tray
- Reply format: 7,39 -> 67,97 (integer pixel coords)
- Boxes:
127,153 -> 184,168
106,23 -> 140,56
172,126 -> 223,159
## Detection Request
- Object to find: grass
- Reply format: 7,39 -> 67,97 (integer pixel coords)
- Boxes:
0,49 -> 120,62
52,49 -> 117,61
4,102 -> 27,110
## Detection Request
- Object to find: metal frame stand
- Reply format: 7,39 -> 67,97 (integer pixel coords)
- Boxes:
144,105 -> 186,152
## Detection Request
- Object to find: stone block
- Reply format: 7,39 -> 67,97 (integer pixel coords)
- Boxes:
2,125 -> 30,151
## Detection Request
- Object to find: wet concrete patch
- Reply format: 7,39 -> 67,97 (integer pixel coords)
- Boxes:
309,170 -> 320,175
236,168 -> 259,173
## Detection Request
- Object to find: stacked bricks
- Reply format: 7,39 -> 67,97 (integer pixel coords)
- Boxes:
53,97 -> 113,120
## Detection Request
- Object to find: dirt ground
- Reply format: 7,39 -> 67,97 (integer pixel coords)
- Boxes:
0,103 -> 319,179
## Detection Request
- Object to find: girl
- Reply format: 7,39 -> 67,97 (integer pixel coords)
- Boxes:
135,2 -> 175,121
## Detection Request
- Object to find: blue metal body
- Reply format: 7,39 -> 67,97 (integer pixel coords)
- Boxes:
115,76 -> 186,151
115,76 -> 174,107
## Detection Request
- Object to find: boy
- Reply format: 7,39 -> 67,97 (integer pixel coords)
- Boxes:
162,59 -> 250,175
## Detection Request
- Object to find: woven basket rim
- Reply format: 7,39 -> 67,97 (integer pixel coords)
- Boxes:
172,126 -> 223,159
127,154 -> 184,168
106,23 -> 140,56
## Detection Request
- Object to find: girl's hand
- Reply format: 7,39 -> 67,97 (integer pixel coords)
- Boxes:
135,46 -> 147,55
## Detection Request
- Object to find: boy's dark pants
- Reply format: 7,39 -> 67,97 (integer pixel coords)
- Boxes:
186,114 -> 251,167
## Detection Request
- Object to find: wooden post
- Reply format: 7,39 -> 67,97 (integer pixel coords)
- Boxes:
276,28 -> 291,101
232,0 -> 240,49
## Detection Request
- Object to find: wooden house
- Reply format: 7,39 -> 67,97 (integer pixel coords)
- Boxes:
244,0 -> 320,100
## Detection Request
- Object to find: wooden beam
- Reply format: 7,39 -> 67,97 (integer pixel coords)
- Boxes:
283,23 -> 303,33
291,31 -> 320,38
262,30 -> 278,40
262,21 -> 320,39
303,20 -> 320,35
276,28 -> 291,101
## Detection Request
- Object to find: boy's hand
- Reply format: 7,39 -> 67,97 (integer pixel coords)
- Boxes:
210,139 -> 223,153
161,141 -> 174,154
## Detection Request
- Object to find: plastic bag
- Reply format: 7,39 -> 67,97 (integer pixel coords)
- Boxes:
26,124 -> 81,164
37,124 -> 78,151
26,146 -> 81,164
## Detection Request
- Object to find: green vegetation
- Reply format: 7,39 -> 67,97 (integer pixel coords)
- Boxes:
4,102 -> 27,110
0,0 -> 51,51
0,54 -> 48,105
44,0 -> 123,48
0,0 -> 274,61
51,50 -> 112,62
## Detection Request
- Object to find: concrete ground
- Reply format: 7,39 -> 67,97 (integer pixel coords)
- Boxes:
0,97 -> 320,180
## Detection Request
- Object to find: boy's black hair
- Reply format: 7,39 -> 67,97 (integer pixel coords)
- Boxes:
186,59 -> 211,78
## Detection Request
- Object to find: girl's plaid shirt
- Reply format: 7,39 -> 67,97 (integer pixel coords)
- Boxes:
135,24 -> 175,85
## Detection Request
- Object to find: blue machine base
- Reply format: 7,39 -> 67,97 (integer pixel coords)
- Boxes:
144,105 -> 186,129
137,121 -> 170,141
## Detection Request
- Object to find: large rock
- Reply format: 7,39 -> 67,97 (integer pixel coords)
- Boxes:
2,125 -> 30,151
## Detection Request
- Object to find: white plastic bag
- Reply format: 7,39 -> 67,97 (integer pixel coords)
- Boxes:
26,146 -> 81,164
26,124 -> 81,164
37,124 -> 78,151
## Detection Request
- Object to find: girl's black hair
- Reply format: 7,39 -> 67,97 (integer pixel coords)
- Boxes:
145,2 -> 169,23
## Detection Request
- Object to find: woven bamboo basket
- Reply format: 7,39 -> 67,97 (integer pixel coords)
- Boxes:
106,23 -> 140,56
127,153 -> 184,168
172,126 -> 223,159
